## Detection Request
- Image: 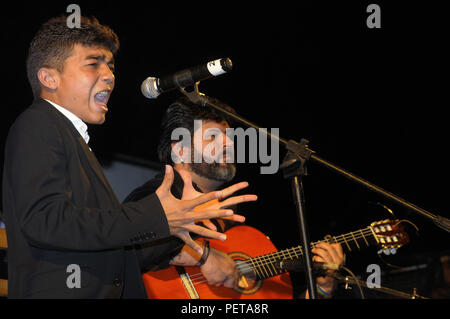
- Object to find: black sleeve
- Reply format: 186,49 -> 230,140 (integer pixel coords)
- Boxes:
3,109 -> 170,251
124,171 -> 186,271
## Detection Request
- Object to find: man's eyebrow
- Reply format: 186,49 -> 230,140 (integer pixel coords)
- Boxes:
85,55 -> 115,64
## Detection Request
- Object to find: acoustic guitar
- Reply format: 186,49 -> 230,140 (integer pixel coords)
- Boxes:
142,219 -> 409,299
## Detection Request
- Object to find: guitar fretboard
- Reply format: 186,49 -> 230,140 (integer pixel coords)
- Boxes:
236,226 -> 378,280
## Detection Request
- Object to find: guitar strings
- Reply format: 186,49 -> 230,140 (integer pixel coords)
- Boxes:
184,227 -> 382,286
188,228 -> 375,284
248,228 -> 373,264
236,228 -> 377,279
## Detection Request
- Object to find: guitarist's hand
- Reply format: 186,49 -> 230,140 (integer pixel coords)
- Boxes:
156,165 -> 235,254
311,243 -> 345,296
200,248 -> 239,289
169,241 -> 238,289
178,168 -> 257,231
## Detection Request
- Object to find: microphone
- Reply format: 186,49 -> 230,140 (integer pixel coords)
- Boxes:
278,259 -> 342,272
141,58 -> 233,99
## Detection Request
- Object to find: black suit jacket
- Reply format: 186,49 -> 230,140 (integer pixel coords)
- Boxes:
2,99 -> 179,298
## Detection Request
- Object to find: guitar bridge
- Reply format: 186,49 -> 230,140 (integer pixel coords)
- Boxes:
176,266 -> 200,299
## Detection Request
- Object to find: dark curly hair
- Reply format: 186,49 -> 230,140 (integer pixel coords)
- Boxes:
157,96 -> 237,165
26,15 -> 119,99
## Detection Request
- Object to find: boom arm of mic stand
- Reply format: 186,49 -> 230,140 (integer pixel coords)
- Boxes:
309,153 -> 450,232
179,84 -> 449,233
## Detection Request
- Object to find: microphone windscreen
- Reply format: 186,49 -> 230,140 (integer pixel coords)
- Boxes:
141,77 -> 159,99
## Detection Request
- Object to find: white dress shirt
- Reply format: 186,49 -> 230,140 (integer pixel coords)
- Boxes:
44,99 -> 90,145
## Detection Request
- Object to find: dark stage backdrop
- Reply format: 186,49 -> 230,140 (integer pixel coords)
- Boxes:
0,1 -> 448,298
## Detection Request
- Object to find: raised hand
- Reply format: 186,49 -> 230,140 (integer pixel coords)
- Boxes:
177,168 -> 257,231
156,165 -> 253,254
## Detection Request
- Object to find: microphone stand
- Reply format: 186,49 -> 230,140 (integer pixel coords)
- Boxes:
177,82 -> 450,299
325,272 -> 429,299
279,146 -> 317,299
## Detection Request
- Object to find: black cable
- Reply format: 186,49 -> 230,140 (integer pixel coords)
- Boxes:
341,266 -> 365,299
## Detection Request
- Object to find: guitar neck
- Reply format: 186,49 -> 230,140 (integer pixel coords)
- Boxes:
238,226 -> 378,281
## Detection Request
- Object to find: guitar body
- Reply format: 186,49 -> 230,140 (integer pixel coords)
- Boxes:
142,225 -> 293,299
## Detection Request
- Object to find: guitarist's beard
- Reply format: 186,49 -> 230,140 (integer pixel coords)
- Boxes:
190,148 -> 236,183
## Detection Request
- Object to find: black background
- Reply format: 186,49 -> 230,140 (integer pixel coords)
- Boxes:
0,1 -> 449,298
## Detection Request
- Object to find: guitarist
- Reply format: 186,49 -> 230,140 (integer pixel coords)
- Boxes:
124,96 -> 345,298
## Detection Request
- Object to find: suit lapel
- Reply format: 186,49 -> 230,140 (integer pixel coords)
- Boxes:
32,99 -> 120,205
76,136 -> 116,196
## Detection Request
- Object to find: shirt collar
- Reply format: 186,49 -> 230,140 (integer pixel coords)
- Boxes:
44,99 -> 90,144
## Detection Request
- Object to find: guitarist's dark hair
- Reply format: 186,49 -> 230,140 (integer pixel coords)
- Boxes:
157,96 -> 237,165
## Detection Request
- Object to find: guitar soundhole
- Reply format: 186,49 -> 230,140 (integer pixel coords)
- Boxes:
229,251 -> 263,295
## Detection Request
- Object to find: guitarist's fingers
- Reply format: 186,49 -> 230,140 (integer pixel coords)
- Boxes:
332,243 -> 344,261
327,242 -> 343,263
218,194 -> 258,208
312,255 -> 325,263
312,245 -> 332,264
224,268 -> 240,289
198,219 -> 217,231
188,209 -> 234,221
176,232 -> 203,255
218,214 -> 246,223
193,205 -> 247,225
313,243 -> 344,265
185,224 -> 227,241
193,198 -> 220,212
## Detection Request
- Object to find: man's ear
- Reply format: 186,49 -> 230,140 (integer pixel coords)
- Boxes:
171,141 -> 191,164
37,67 -> 59,92
171,141 -> 184,162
